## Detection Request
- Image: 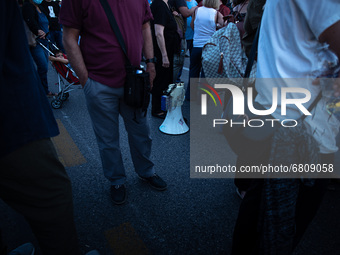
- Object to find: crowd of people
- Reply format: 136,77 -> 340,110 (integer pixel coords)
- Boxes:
1,0 -> 340,254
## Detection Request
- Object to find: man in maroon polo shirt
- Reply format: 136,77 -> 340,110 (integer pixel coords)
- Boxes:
60,0 -> 167,205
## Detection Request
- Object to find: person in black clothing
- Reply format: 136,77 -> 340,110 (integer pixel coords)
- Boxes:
150,0 -> 180,118
41,0 -> 65,53
0,0 -> 80,254
168,0 -> 197,85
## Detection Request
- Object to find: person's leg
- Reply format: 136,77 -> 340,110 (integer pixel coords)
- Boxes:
231,179 -> 264,255
120,95 -> 155,178
173,39 -> 186,83
231,146 -> 270,255
152,63 -> 169,115
83,78 -> 126,185
152,49 -> 174,116
186,47 -> 203,100
186,39 -> 193,56
0,139 -> 80,255
234,156 -> 253,198
293,153 -> 333,249
49,30 -> 57,47
54,30 -> 65,53
30,45 -> 49,95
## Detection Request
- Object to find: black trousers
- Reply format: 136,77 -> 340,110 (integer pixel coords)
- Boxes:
0,139 -> 80,255
231,154 -> 333,255
152,48 -> 175,114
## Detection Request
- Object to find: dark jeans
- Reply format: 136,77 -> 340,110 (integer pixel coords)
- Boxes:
30,41 -> 49,94
231,154 -> 333,255
173,38 -> 186,83
0,139 -> 80,255
186,39 -> 193,55
186,47 -> 205,100
49,30 -> 65,53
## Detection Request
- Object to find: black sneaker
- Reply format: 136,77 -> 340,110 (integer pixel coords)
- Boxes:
139,174 -> 167,191
110,185 -> 126,205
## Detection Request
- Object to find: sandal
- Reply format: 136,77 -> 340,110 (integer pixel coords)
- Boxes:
152,111 -> 166,119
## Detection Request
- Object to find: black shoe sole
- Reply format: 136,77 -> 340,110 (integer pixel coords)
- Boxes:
110,189 -> 127,205
138,176 -> 167,191
111,197 -> 127,205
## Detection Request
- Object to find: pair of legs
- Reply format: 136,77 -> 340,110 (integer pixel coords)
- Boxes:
0,139 -> 80,255
83,78 -> 155,185
231,154 -> 332,255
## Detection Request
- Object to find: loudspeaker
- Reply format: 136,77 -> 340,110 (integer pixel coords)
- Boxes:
159,83 -> 189,135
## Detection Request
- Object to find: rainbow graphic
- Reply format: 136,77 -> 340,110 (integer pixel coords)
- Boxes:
199,83 -> 222,107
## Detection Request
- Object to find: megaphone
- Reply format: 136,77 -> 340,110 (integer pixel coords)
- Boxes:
159,83 -> 189,135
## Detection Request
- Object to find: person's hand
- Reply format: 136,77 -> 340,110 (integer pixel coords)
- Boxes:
79,74 -> 89,88
37,29 -> 46,39
146,62 -> 156,90
162,55 -> 170,68
173,11 -> 179,16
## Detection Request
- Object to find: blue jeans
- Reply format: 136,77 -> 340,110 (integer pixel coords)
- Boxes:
186,47 -> 205,100
30,40 -> 49,94
49,30 -> 65,53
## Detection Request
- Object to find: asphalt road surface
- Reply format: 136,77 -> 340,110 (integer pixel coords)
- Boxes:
1,58 -> 340,255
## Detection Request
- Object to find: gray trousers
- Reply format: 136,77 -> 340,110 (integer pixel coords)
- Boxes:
83,78 -> 155,185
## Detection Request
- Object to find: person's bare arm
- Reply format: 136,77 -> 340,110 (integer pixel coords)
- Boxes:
62,26 -> 88,86
154,24 -> 170,69
179,5 -> 197,18
217,12 -> 224,27
319,20 -> 340,96
142,21 -> 156,89
190,9 -> 197,30
48,55 -> 69,64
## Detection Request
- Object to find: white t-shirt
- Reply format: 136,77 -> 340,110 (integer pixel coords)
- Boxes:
256,0 -> 340,153
193,6 -> 217,48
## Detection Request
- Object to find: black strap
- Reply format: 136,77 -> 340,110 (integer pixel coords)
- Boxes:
98,0 -> 131,66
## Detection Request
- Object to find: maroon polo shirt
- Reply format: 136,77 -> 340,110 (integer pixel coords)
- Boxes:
59,0 -> 153,88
